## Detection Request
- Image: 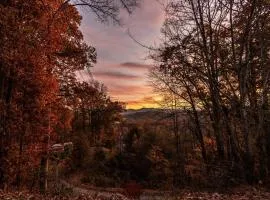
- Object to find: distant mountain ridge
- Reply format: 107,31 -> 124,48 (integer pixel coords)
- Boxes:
122,108 -> 189,123
122,108 -> 164,122
123,108 -> 159,115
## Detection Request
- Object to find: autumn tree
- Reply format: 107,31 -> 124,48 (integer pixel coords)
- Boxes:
151,0 -> 270,184
0,0 -> 139,189
72,81 -> 124,145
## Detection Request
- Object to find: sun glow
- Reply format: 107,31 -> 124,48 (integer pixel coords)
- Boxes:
126,95 -> 162,110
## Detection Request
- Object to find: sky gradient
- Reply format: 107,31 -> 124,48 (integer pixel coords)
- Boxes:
79,0 -> 165,109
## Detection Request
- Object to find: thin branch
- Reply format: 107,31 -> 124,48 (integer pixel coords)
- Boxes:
127,29 -> 160,51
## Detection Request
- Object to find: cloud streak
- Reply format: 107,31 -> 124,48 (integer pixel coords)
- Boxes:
120,62 -> 152,70
93,71 -> 140,80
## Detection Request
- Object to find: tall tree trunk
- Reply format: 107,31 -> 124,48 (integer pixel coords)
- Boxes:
185,85 -> 208,164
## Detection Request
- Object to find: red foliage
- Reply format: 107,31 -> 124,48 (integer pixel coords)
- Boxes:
0,0 -> 95,187
123,181 -> 143,199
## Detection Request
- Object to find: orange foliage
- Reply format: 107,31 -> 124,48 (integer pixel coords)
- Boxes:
0,0 -> 95,187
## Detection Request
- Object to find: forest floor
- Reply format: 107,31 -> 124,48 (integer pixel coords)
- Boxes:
1,183 -> 270,200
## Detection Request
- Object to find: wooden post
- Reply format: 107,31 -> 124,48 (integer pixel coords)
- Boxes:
39,155 -> 48,193
55,160 -> 59,193
40,106 -> 50,194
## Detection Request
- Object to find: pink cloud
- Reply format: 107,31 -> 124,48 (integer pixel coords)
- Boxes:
93,71 -> 140,80
120,62 -> 152,70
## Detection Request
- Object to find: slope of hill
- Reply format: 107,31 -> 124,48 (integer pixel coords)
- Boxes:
122,108 -> 165,122
122,108 -> 189,124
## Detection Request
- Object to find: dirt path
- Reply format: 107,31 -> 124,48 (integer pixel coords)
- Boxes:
60,180 -> 173,200
60,180 -> 270,200
60,180 -> 130,200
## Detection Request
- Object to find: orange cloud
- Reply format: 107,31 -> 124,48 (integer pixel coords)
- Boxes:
108,84 -> 152,96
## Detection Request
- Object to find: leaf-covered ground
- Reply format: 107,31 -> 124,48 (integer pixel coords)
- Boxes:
1,186 -> 270,200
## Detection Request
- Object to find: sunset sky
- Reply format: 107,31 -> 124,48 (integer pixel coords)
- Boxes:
79,0 -> 165,109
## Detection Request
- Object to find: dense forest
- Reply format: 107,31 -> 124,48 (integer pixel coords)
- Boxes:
0,0 -> 136,191
0,0 -> 270,199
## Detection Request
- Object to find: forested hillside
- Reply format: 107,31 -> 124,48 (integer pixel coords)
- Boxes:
0,0 -> 270,199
